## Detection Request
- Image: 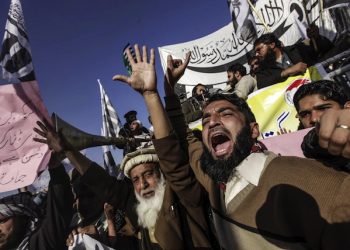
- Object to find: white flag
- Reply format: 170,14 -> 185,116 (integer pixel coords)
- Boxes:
98,79 -> 122,138
227,0 -> 257,42
101,127 -> 117,177
0,0 -> 35,81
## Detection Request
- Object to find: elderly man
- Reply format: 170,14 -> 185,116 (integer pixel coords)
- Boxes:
113,44 -> 216,250
34,117 -> 214,248
119,147 -> 213,249
119,44 -> 350,249
254,33 -> 308,89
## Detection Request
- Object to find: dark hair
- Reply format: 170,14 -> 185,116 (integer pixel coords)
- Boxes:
248,56 -> 259,65
227,63 -> 247,76
205,93 -> 256,124
293,80 -> 349,111
192,83 -> 207,97
254,33 -> 282,48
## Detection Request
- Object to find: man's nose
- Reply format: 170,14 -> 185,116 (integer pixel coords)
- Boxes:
208,113 -> 221,129
140,177 -> 149,190
309,110 -> 320,126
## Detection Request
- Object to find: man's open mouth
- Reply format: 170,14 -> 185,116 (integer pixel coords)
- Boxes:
210,132 -> 233,157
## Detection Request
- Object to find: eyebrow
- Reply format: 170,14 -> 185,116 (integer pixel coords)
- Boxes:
202,106 -> 236,120
298,103 -> 334,115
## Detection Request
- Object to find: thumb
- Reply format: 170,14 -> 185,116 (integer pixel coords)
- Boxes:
112,74 -> 129,83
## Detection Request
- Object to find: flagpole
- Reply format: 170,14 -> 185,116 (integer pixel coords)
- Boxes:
246,0 -> 270,33
319,0 -> 324,29
302,0 -> 319,53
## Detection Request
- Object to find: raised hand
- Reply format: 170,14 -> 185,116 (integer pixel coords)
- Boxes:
33,120 -> 68,167
112,44 -> 157,96
33,120 -> 67,153
165,51 -> 191,90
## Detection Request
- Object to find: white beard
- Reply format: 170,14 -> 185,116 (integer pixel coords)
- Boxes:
135,174 -> 165,229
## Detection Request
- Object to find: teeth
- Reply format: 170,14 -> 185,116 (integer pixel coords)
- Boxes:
216,148 -> 226,153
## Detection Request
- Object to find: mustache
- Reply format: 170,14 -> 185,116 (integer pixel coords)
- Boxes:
140,188 -> 156,196
208,126 -> 230,135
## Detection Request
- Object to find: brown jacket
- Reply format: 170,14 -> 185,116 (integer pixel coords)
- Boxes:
153,133 -> 215,250
165,94 -> 350,250
79,133 -> 213,250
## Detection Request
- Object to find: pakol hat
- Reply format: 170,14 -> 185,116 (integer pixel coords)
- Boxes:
120,147 -> 159,178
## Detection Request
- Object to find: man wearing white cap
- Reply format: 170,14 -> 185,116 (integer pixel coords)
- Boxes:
113,44 -> 217,249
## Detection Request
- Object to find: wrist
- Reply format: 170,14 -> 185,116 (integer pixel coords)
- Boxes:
143,90 -> 159,98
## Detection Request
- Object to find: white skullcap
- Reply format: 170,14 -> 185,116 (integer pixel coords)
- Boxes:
120,147 -> 159,178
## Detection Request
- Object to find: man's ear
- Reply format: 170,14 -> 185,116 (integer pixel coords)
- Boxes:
344,101 -> 350,109
234,71 -> 240,79
250,122 -> 259,139
269,42 -> 276,50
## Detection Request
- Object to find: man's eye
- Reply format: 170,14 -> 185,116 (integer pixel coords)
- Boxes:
318,106 -> 331,111
221,111 -> 234,117
202,118 -> 209,126
144,172 -> 153,177
298,112 -> 309,118
0,217 -> 10,224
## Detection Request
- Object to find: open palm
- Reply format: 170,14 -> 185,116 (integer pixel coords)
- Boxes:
113,44 -> 157,95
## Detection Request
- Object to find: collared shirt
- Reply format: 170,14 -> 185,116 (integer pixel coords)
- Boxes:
224,152 -> 270,207
276,51 -> 293,69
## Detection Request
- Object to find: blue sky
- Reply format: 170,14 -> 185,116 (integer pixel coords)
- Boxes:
0,0 -> 230,165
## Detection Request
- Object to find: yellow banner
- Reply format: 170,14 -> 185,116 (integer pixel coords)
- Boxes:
247,67 -> 322,139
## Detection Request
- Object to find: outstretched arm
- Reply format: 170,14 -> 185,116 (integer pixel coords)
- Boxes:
113,44 -> 171,140
113,45 -> 205,203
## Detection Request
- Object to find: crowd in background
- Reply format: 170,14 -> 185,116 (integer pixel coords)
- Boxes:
0,23 -> 350,250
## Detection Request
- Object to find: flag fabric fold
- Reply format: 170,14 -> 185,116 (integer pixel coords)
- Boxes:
227,0 -> 257,42
98,80 -> 124,178
0,0 -> 35,81
101,128 -> 117,177
98,80 -> 121,138
323,0 -> 350,9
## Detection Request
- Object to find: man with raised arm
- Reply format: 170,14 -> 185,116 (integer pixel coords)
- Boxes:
113,44 -> 217,249
155,48 -> 350,249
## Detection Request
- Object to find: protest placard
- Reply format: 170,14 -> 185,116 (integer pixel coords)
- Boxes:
0,81 -> 51,192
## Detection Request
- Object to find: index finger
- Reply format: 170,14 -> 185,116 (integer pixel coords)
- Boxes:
183,51 -> 191,67
167,54 -> 174,69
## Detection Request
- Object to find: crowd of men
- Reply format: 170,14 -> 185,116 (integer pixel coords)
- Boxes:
0,27 -> 349,250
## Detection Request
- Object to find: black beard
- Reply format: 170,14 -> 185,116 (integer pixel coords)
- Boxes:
259,47 -> 276,68
200,125 -> 254,183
